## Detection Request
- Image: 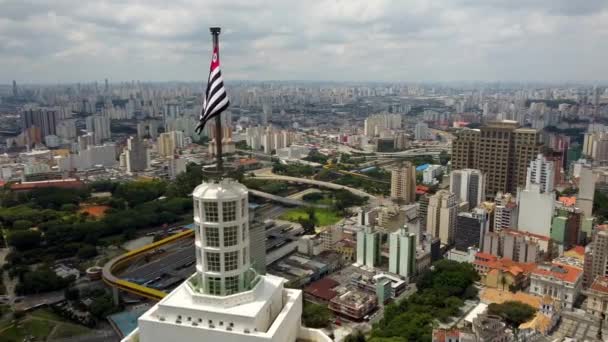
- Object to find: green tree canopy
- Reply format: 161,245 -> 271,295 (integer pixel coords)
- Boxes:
302,302 -> 332,329
487,301 -> 536,327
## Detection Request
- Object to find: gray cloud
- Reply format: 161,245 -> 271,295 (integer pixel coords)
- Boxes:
0,0 -> 607,83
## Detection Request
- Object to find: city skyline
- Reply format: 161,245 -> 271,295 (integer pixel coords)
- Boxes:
1,0 -> 608,83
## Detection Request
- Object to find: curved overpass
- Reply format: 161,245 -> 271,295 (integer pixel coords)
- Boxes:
253,173 -> 378,200
102,230 -> 194,301
248,189 -> 329,208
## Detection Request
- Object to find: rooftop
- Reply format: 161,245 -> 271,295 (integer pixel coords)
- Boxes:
304,278 -> 339,301
330,289 -> 375,308
531,263 -> 582,284
590,276 -> 608,294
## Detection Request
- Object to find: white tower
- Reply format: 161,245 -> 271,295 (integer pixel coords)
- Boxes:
192,180 -> 255,296
123,179 -> 330,342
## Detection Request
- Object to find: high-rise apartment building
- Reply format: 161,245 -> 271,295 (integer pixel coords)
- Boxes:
390,162 -> 416,204
452,121 -> 542,196
364,113 -> 402,137
526,154 -> 554,193
578,164 -> 595,217
426,190 -> 458,245
494,192 -> 518,230
21,107 -> 59,138
414,121 -> 429,140
356,226 -> 380,268
584,225 -> 608,288
450,169 -> 486,209
125,137 -> 149,174
158,131 -> 185,158
56,119 -> 77,141
123,179 -> 330,342
85,115 -> 111,144
389,226 -> 416,279
517,183 -> 555,237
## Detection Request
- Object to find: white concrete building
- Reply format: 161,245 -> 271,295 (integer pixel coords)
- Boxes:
526,154 -> 554,193
529,263 -> 583,309
423,165 -> 444,185
123,179 -> 330,342
517,183 -> 554,237
56,144 -> 117,171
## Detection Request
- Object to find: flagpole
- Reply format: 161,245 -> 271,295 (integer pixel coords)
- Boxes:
210,27 -> 223,174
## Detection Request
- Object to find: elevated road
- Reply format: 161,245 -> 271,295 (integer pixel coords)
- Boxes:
252,169 -> 377,200
248,188 -> 329,208
102,230 -> 194,301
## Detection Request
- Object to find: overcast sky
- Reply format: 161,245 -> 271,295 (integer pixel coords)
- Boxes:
1,0 -> 608,84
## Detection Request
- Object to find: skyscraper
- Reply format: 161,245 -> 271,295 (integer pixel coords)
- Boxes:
450,169 -> 486,209
389,226 -> 416,279
427,190 -> 458,245
451,121 -> 542,196
390,162 -> 416,204
12,80 -> 18,97
123,179 -> 330,342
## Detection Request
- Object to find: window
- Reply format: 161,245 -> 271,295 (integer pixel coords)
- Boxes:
207,276 -> 221,295
206,252 -> 221,272
225,251 -> 239,271
242,223 -> 248,241
223,201 -> 237,222
204,202 -> 218,222
243,247 -> 247,265
225,275 -> 239,295
241,198 -> 246,217
205,227 -> 220,247
224,226 -> 238,247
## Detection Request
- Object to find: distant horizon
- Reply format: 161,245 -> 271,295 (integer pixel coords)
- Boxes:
4,79 -> 608,87
2,1 -> 607,85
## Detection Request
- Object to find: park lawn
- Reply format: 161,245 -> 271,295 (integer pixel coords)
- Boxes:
280,208 -> 342,227
0,318 -> 55,342
280,209 -> 309,222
